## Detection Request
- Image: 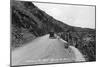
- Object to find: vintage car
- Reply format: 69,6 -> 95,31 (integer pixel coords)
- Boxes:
49,32 -> 56,39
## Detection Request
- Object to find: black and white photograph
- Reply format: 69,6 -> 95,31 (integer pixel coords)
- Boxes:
11,0 -> 96,66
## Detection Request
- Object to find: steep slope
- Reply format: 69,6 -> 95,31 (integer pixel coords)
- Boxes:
11,1 -> 95,48
11,1 -> 64,48
11,1 -> 96,61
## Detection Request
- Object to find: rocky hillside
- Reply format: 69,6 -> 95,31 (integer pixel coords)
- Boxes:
11,1 -> 96,61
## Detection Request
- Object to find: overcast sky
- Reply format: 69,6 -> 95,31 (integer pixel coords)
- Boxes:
33,2 -> 95,29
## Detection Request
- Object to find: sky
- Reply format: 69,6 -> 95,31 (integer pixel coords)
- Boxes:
33,2 -> 95,29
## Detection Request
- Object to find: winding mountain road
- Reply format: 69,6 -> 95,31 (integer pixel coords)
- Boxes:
12,34 -> 85,66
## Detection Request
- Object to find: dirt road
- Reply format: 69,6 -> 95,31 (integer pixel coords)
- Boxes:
12,34 -> 85,66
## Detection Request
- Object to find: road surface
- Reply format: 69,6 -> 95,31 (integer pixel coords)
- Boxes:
11,34 -> 85,66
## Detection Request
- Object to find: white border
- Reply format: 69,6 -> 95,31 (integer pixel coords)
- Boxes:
0,0 -> 98,67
